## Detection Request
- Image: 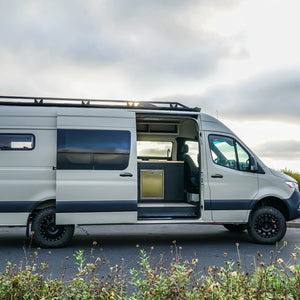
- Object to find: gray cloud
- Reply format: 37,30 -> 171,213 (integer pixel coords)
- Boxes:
0,0 -> 244,82
253,140 -> 300,160
159,69 -> 300,124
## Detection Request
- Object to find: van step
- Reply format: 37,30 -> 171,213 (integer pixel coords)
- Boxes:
138,202 -> 198,218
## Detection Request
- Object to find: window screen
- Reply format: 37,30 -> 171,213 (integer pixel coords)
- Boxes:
57,129 -> 131,170
0,134 -> 35,150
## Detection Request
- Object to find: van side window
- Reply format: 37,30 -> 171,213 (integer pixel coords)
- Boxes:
209,135 -> 251,171
0,134 -> 35,150
57,129 -> 131,170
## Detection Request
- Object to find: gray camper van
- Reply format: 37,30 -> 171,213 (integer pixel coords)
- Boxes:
0,96 -> 299,247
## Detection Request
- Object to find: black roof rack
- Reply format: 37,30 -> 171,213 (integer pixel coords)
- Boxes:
0,96 -> 201,112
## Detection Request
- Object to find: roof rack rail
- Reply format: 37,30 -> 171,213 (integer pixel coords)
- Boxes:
0,96 -> 201,112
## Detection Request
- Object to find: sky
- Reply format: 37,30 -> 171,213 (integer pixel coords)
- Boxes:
0,0 -> 299,171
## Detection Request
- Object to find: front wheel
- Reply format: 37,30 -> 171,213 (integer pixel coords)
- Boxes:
247,206 -> 286,244
31,207 -> 74,248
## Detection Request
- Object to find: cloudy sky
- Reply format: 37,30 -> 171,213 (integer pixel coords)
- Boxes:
0,0 -> 299,171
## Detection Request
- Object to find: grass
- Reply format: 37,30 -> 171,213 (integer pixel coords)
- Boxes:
0,241 -> 300,299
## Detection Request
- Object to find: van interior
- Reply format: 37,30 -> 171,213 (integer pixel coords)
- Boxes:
136,114 -> 200,219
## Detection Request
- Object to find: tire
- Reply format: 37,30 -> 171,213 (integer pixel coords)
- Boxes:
247,206 -> 286,244
31,207 -> 74,248
223,224 -> 247,232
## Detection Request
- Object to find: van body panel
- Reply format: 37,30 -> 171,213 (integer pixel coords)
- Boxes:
55,113 -> 138,225
0,213 -> 29,226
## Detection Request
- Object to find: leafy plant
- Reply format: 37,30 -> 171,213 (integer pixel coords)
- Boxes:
282,169 -> 300,187
0,241 -> 299,299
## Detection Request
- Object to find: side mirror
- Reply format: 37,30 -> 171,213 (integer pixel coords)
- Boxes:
250,156 -> 258,172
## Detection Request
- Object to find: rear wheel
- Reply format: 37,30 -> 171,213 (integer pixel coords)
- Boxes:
223,224 -> 247,232
247,206 -> 286,244
32,207 -> 74,248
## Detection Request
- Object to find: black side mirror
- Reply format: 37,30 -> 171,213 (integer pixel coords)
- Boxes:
250,156 -> 258,172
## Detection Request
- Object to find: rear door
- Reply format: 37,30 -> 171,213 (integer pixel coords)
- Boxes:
55,110 -> 137,225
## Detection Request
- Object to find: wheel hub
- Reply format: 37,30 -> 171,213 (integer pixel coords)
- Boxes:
255,214 -> 279,238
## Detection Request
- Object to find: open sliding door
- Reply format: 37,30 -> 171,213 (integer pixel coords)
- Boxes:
55,110 -> 137,225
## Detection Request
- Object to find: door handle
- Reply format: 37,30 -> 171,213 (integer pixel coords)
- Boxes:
211,174 -> 223,178
120,172 -> 133,177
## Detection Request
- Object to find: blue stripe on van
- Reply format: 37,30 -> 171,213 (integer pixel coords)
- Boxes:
56,200 -> 137,213
204,199 -> 253,210
0,201 -> 36,212
0,201 -> 137,213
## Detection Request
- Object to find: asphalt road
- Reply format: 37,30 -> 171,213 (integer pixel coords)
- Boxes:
0,224 -> 299,280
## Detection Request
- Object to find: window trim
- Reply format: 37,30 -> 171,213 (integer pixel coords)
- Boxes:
0,133 -> 35,151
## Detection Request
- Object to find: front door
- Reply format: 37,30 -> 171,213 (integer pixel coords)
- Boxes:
205,133 -> 258,222
55,111 -> 137,225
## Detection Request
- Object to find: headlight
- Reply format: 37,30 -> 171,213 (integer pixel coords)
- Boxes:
286,181 -> 299,192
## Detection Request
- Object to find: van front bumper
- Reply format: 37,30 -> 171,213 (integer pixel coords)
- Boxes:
284,190 -> 300,220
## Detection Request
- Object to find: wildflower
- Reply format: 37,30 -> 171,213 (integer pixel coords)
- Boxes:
224,252 -> 227,257
291,253 -> 297,261
208,266 -> 213,274
192,258 -> 198,265
260,262 -> 265,267
151,246 -> 154,250
184,260 -> 189,264
231,271 -> 237,277
210,282 -> 220,291
172,240 -> 176,244
136,244 -> 140,248
220,267 -> 225,273
289,265 -> 296,274
93,241 -> 97,246
277,258 -> 283,264
110,291 -> 115,299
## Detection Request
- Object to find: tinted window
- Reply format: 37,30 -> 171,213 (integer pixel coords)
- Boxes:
209,135 -> 250,171
0,134 -> 35,150
57,129 -> 131,170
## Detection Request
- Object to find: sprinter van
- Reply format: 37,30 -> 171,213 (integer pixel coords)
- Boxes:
0,96 -> 299,247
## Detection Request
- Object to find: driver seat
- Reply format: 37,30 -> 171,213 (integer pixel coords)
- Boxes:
181,144 -> 199,193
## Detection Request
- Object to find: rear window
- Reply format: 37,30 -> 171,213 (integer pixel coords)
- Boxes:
137,141 -> 172,159
0,134 -> 35,150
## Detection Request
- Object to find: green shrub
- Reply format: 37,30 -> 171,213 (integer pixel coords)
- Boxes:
282,169 -> 300,187
0,242 -> 299,299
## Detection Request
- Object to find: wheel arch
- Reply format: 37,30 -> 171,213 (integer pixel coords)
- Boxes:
26,199 -> 56,238
250,197 -> 289,221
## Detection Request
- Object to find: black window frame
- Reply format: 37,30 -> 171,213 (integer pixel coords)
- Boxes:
0,133 -> 35,151
57,129 -> 131,170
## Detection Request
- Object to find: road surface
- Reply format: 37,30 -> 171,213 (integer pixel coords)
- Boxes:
0,224 -> 299,280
